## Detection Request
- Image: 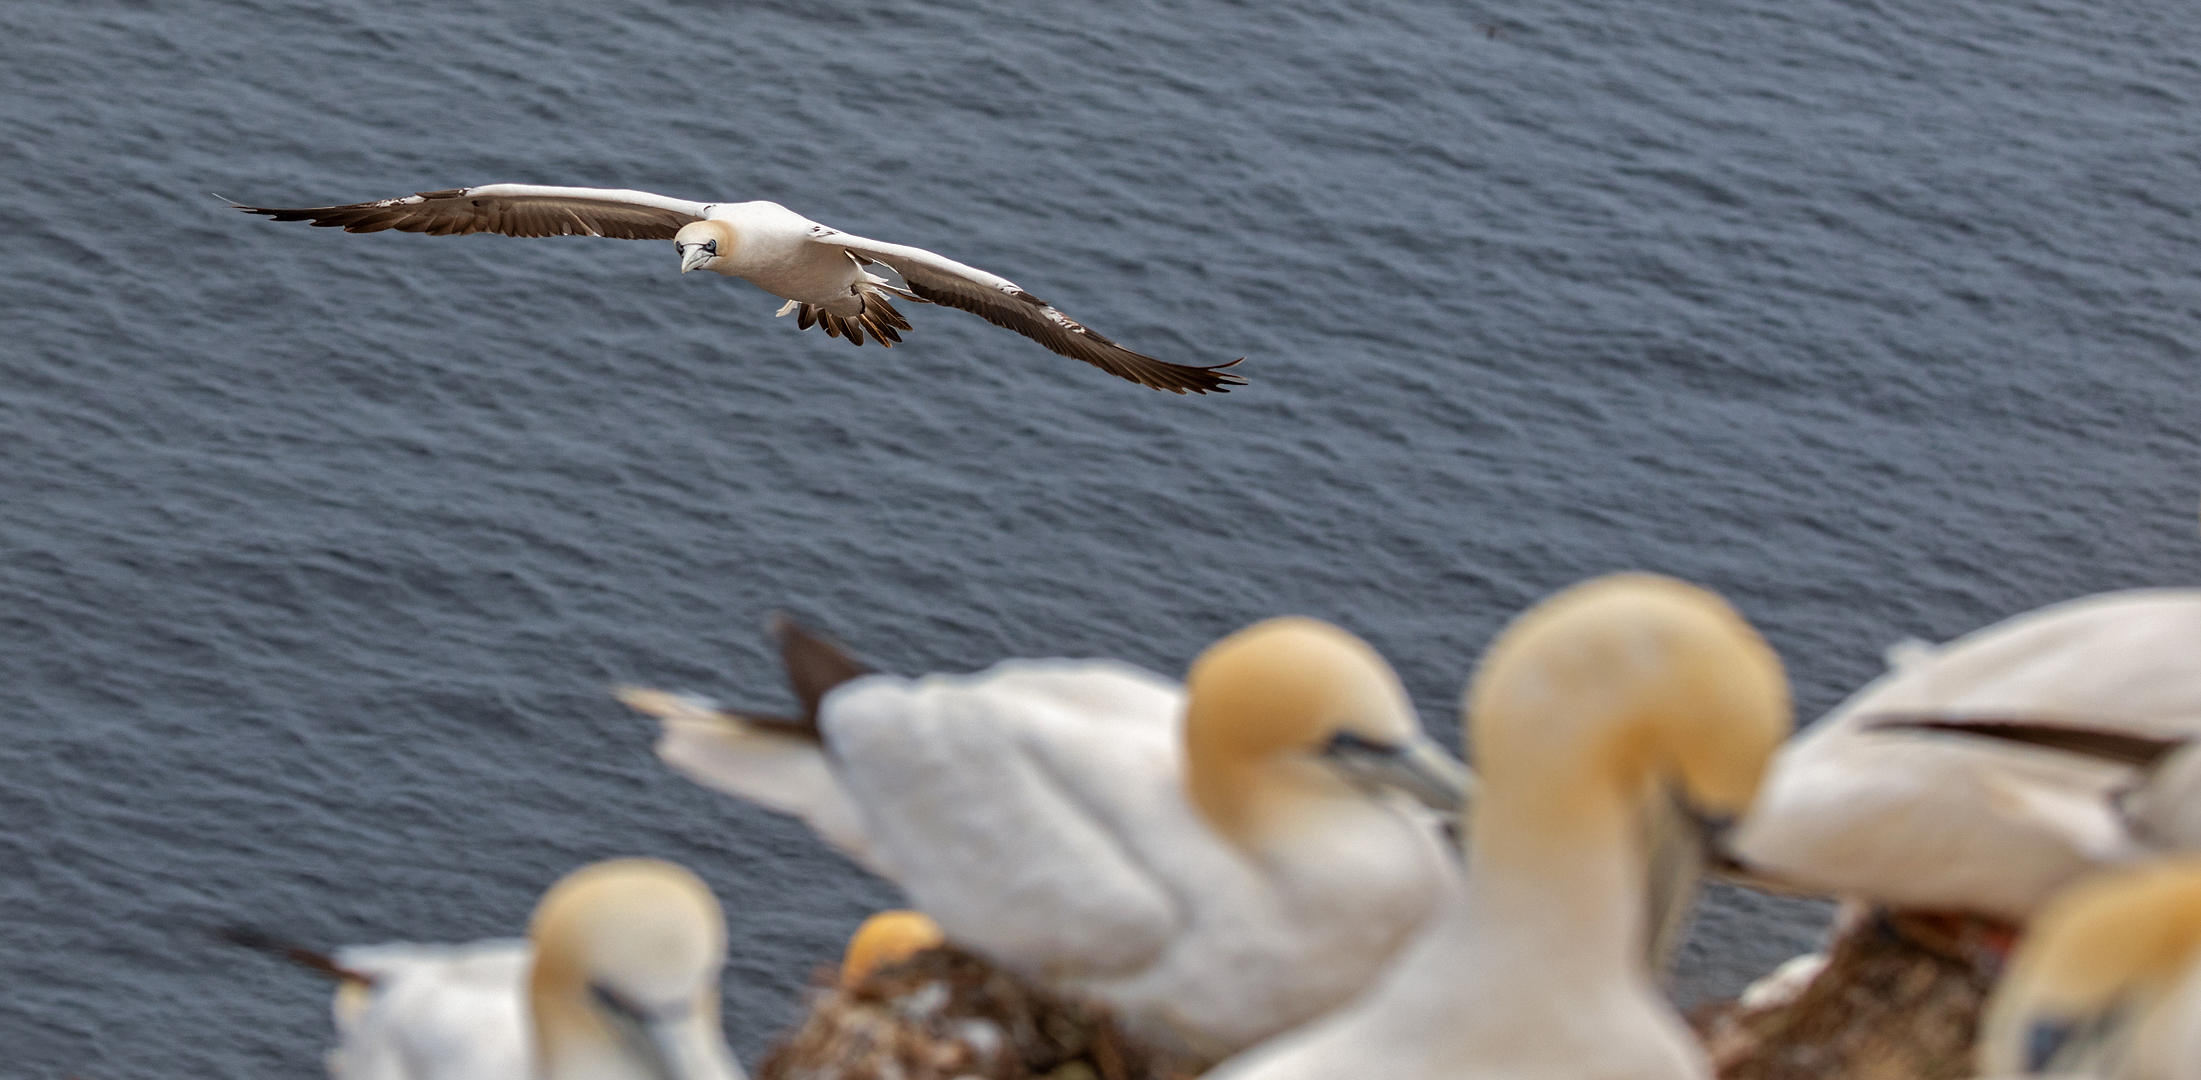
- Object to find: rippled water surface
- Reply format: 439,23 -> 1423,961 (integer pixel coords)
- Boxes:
4,0 -> 2198,1075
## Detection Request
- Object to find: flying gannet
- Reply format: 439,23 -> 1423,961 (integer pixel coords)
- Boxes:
1729,589 -> 2201,921
231,186 -> 1247,394
1203,574 -> 1791,1080
617,614 -> 1467,1060
224,858 -> 744,1080
1974,857 -> 2201,1079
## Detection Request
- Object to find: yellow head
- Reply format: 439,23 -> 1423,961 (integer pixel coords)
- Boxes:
675,220 -> 737,274
1466,574 -> 1790,836
527,858 -> 739,1080
839,909 -> 945,988
1185,616 -> 1459,844
1979,857 -> 2201,1076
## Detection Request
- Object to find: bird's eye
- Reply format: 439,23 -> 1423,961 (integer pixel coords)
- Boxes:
703,240 -> 718,254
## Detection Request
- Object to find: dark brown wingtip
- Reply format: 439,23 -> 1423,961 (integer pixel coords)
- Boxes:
1865,714 -> 2188,769
214,926 -> 376,986
769,613 -> 872,728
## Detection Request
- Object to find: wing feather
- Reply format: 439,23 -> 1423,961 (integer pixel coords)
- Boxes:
817,229 -> 1246,394
232,184 -> 710,240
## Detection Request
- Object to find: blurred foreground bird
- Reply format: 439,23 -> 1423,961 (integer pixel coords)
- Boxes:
233,186 -> 1246,394
222,858 -> 743,1080
619,614 -> 1467,1060
1205,574 -> 1790,1080
1731,589 -> 2201,919
1975,857 -> 2201,1080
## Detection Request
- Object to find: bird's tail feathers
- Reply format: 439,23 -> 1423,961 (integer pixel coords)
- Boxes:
614,686 -> 820,743
785,283 -> 917,347
214,926 -> 377,987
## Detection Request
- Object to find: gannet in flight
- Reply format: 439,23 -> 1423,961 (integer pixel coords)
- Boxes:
1975,857 -> 2201,1079
1729,589 -> 2201,920
232,186 -> 1247,394
1205,574 -> 1791,1080
223,858 -> 744,1080
617,614 -> 1467,1059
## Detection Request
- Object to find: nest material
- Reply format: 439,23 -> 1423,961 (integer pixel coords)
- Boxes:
1692,909 -> 2011,1080
757,946 -> 1197,1080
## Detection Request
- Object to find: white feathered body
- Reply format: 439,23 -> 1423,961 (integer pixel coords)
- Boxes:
1208,820 -> 1703,1080
1731,589 -> 2201,918
325,939 -> 531,1080
699,202 -> 873,312
658,659 -> 1449,1056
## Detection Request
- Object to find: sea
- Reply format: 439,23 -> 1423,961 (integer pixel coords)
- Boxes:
2,0 -> 2196,1075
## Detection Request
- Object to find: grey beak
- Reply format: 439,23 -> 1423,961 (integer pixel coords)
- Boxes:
590,983 -> 737,1080
2025,1017 -> 2077,1074
678,243 -> 711,274
1320,731 -> 1475,813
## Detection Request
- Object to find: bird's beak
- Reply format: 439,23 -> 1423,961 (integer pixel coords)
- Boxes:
1319,731 -> 1476,813
640,1012 -> 739,1080
678,243 -> 712,274
592,985 -> 737,1080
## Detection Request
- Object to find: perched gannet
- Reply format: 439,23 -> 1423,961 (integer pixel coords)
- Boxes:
1975,857 -> 2201,1079
838,911 -> 945,989
1729,589 -> 2201,920
226,858 -> 743,1080
232,186 -> 1246,393
618,615 -> 1466,1058
1206,574 -> 1791,1080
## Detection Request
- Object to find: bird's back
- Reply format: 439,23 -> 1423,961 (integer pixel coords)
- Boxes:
822,659 -> 1189,981
1734,589 -> 2201,916
327,939 -> 533,1080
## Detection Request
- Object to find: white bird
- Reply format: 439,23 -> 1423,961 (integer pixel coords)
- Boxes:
1974,856 -> 2201,1080
1729,589 -> 2201,921
225,858 -> 744,1080
1865,716 -> 2201,858
232,186 -> 1247,394
1204,574 -> 1791,1080
617,614 -> 1466,1060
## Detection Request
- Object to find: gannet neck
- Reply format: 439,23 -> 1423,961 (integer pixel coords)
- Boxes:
1183,616 -> 1423,848
840,910 -> 944,988
1463,777 -> 1649,982
527,859 -> 743,1080
1978,857 -> 2201,1077
1438,574 -> 1785,1077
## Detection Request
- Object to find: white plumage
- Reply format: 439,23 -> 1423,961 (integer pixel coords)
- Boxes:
1730,589 -> 2201,919
234,859 -> 744,1080
621,616 -> 1463,1059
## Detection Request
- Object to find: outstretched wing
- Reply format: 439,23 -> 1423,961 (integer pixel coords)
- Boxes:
232,184 -> 711,239
816,228 -> 1247,394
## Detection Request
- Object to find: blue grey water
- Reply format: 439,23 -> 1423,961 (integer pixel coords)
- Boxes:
2,0 -> 2197,1074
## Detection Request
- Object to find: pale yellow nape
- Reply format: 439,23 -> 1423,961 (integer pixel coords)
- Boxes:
526,858 -> 727,1061
839,909 -> 946,988
1979,856 -> 2201,1075
1184,616 -> 1417,843
1467,573 -> 1791,835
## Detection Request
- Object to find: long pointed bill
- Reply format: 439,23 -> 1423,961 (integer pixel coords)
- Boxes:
644,1012 -> 741,1080
678,243 -> 712,274
1320,731 -> 1475,813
